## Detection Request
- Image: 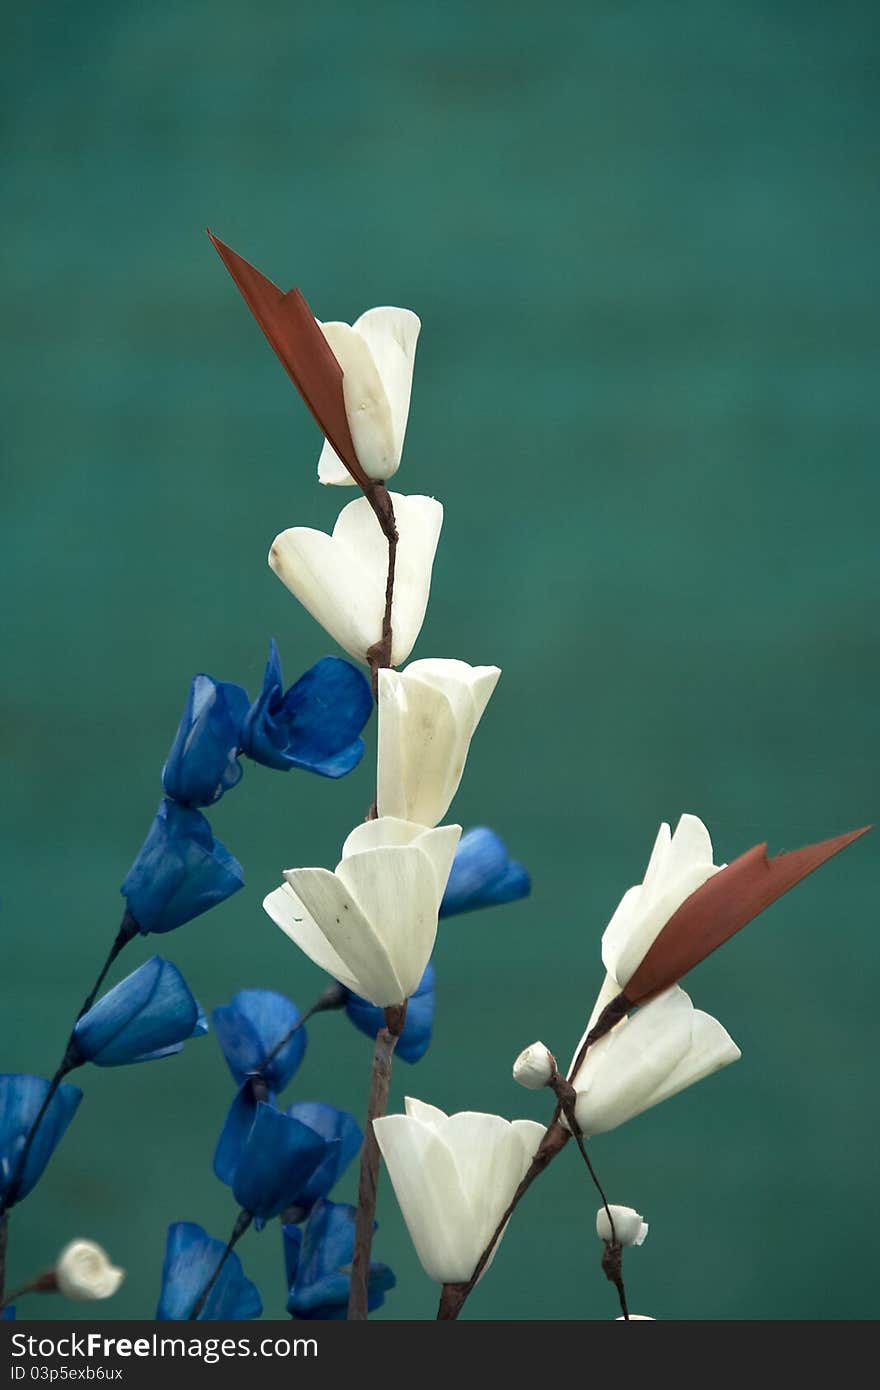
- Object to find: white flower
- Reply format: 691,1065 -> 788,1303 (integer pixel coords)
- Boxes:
602,814 -> 722,992
569,986 -> 740,1137
378,659 -> 501,827
269,492 -> 442,667
55,1240 -> 125,1301
512,1041 -> 556,1090
596,1205 -> 648,1247
318,308 -> 420,485
616,1314 -> 655,1320
263,818 -> 460,1007
373,1098 -> 545,1285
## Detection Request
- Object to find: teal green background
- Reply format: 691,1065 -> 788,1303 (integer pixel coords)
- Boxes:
2,1 -> 877,1321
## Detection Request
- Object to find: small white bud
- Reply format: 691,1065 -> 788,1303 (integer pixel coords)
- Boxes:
616,1314 -> 655,1320
512,1041 -> 556,1090
55,1240 -> 125,1301
596,1204 -> 649,1247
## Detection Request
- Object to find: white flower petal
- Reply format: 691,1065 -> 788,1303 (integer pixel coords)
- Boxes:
341,816 -> 426,860
403,1096 -> 448,1130
353,307 -> 420,465
320,321 -> 396,481
411,824 -> 461,903
373,1114 -> 472,1283
596,1205 -> 648,1248
263,882 -> 365,996
282,867 -> 405,1005
646,1007 -> 741,1110
336,846 -> 438,1001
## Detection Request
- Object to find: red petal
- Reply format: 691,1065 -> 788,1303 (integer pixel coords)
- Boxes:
207,231 -> 367,488
624,825 -> 871,1006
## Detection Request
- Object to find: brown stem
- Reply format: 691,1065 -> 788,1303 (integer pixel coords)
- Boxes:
364,483 -> 398,700
437,997 -> 630,1320
347,1002 -> 406,1320
0,1270 -> 57,1311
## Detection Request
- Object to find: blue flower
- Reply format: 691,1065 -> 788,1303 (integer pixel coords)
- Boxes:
213,989 -> 307,1095
1,1307 -> 15,1319
284,1201 -> 395,1320
162,674 -> 250,808
241,643 -> 372,778
156,1222 -> 262,1320
223,1103 -> 331,1227
439,826 -> 530,918
343,963 -> 435,1064
71,958 -> 205,1067
122,798 -> 244,935
283,1103 -> 362,1217
0,1074 -> 83,1208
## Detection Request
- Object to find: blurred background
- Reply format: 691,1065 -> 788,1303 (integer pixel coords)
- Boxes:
2,0 -> 877,1321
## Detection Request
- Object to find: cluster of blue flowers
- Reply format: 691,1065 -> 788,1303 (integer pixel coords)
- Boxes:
124,642 -> 373,936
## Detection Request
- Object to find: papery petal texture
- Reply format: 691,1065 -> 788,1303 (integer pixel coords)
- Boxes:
161,675 -> 249,808
269,493 -> 442,666
265,820 -> 459,1007
317,308 -> 420,485
156,1222 -> 262,1320
284,1200 -> 395,1319
602,815 -> 721,989
240,643 -> 371,778
344,962 -> 435,1063
72,957 -> 203,1067
377,660 -> 500,827
231,1103 -> 330,1223
440,826 -> 531,917
0,1075 -> 83,1208
374,1099 -> 544,1284
122,799 -> 244,935
212,988 -> 307,1093
571,987 -> 740,1137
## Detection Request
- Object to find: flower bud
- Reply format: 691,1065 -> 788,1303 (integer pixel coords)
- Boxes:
512,1042 -> 556,1090
616,1314 -> 655,1320
55,1240 -> 125,1301
596,1204 -> 648,1247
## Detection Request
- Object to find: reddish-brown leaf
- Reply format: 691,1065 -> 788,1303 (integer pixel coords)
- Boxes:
624,825 -> 871,1006
207,231 -> 368,488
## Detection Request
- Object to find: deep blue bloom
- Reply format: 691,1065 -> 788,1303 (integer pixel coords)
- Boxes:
71,958 -> 205,1067
122,798 -> 244,935
284,1201 -> 395,1320
283,1103 -> 362,1216
225,1103 -> 330,1227
162,674 -> 250,808
343,962 -> 435,1064
0,1074 -> 83,1208
156,1222 -> 262,1320
439,826 -> 531,918
213,989 -> 307,1095
1,1307 -> 14,1319
241,643 -> 372,778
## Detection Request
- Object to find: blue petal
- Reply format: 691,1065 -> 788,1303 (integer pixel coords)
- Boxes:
344,962 -> 435,1064
72,957 -> 202,1067
286,1201 -> 395,1319
282,1223 -> 303,1288
439,826 -> 531,917
212,989 -> 307,1093
156,1222 -> 262,1320
1,1307 -> 15,1319
213,1081 -> 271,1188
0,1074 -> 83,1208
122,799 -> 244,935
241,646 -> 372,778
162,674 -> 250,808
284,1102 -> 362,1210
232,1104 -> 329,1222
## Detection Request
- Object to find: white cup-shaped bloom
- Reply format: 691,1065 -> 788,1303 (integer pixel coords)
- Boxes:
374,1098 -> 545,1285
318,308 -> 420,485
602,814 -> 722,993
264,818 -> 460,1007
570,986 -> 740,1137
596,1205 -> 648,1247
269,492 -> 442,667
378,659 -> 501,827
55,1240 -> 125,1301
512,1041 -> 556,1090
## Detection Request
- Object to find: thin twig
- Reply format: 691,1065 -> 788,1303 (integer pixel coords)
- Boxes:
256,982 -> 347,1075
347,1003 -> 406,1319
0,915 -> 139,1224
188,1209 -> 252,1320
